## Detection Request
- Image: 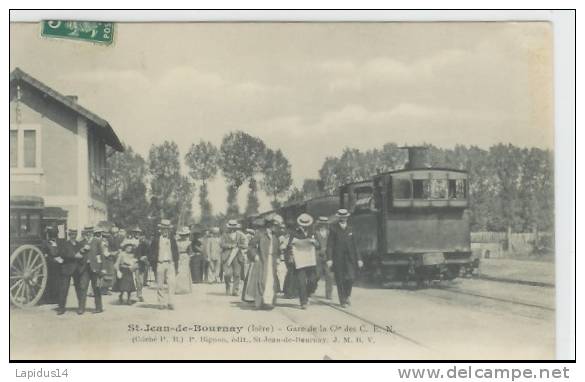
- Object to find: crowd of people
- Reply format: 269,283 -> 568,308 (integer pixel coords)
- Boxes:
51,208 -> 363,315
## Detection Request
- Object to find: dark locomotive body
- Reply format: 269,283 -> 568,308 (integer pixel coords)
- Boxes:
246,148 -> 474,284
340,148 -> 473,283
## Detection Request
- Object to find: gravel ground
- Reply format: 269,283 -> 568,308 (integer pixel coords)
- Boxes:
10,278 -> 555,360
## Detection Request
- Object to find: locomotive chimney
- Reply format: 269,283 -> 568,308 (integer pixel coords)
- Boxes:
401,146 -> 428,170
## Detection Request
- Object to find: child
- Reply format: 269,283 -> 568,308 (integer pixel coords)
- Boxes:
114,239 -> 138,305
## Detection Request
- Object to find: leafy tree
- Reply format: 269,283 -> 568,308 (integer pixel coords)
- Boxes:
219,131 -> 267,217
245,178 -> 260,216
106,144 -> 149,230
301,179 -> 324,199
148,141 -> 193,225
315,142 -> 554,235
261,148 -> 293,208
185,140 -> 220,224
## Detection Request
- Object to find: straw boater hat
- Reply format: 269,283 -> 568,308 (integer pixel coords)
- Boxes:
297,213 -> 314,227
226,219 -> 239,229
68,227 -> 78,233
211,227 -> 220,234
178,226 -> 191,236
120,238 -> 139,250
336,209 -> 351,218
245,228 -> 255,235
83,226 -> 94,233
94,226 -> 105,234
317,216 -> 329,224
158,219 -> 173,229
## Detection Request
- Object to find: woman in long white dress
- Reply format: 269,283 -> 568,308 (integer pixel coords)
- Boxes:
175,227 -> 193,294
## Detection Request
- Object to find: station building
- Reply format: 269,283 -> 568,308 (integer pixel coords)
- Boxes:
9,67 -> 124,230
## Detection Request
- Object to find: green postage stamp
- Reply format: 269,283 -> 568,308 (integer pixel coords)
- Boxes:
41,20 -> 114,45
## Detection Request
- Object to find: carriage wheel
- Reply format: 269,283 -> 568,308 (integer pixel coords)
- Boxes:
10,245 -> 48,308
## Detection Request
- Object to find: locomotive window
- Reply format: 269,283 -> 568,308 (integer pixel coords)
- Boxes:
448,179 -> 467,199
392,178 -> 411,199
412,179 -> 430,199
430,179 -> 448,199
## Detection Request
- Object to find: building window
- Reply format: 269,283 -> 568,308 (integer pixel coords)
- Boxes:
23,130 -> 37,168
9,124 -> 41,171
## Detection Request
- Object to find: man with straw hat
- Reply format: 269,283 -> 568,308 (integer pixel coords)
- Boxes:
286,213 -> 320,310
220,220 -> 247,296
326,209 -> 363,308
149,219 -> 179,310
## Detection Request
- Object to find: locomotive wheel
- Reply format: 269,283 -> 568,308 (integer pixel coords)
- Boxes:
10,245 -> 48,308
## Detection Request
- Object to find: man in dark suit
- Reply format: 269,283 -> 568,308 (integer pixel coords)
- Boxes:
326,209 -> 363,308
55,228 -> 85,315
149,219 -> 179,310
78,226 -> 106,314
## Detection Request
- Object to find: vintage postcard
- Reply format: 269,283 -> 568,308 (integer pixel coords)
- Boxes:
9,20 -> 556,360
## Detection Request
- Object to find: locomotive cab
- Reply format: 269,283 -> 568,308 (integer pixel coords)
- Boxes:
370,167 -> 473,283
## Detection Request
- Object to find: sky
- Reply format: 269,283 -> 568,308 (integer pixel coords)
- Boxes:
10,22 -> 553,216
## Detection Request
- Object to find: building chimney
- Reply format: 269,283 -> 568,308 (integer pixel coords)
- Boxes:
401,146 -> 428,170
66,95 -> 78,103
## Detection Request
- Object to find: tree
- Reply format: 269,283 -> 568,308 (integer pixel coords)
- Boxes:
219,131 -> 267,217
302,179 -> 324,199
185,140 -> 220,224
245,178 -> 261,215
106,144 -> 149,230
148,141 -> 193,225
261,148 -> 293,208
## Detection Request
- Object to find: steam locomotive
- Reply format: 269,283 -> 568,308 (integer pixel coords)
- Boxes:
246,147 -> 474,283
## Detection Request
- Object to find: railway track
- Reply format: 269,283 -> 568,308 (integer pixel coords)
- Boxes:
309,296 -> 430,350
433,284 -> 555,311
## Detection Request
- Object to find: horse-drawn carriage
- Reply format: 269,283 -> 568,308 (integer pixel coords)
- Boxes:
9,196 -> 68,308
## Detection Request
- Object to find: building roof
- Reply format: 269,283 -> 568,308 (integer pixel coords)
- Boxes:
10,67 -> 124,152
